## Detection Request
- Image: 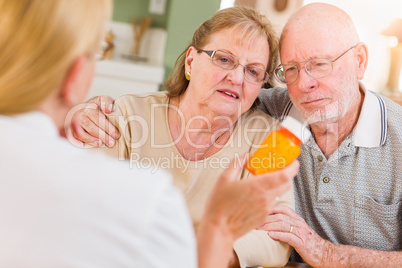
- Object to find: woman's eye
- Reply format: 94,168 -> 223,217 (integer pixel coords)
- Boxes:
218,57 -> 230,63
247,68 -> 259,77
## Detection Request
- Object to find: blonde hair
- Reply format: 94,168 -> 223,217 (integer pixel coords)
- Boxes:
164,6 -> 278,106
0,0 -> 112,115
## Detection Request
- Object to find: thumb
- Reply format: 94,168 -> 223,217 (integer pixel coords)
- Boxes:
90,96 -> 115,114
217,153 -> 249,185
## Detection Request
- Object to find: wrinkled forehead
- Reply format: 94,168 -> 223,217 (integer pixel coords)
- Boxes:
206,25 -> 268,51
280,19 -> 353,61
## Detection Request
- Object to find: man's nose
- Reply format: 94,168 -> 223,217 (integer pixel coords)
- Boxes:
295,67 -> 318,92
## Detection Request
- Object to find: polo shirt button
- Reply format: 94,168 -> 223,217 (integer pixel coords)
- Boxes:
317,155 -> 323,162
323,177 -> 330,183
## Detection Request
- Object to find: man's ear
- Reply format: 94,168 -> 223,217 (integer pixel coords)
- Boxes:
60,55 -> 91,106
355,42 -> 369,80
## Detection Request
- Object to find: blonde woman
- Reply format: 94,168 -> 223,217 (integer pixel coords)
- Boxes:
0,1 -> 298,267
71,7 -> 296,268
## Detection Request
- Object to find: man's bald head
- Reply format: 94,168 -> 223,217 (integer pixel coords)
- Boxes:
280,3 -> 359,52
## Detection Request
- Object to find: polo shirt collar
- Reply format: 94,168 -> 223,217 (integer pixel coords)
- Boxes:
353,85 -> 387,147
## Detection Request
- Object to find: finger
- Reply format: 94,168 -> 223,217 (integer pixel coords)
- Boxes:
89,95 -> 115,114
247,183 -> 291,227
71,120 -> 102,147
268,231 -> 302,249
218,154 -> 250,184
267,181 -> 292,200
281,160 -> 299,179
86,100 -> 120,140
254,161 -> 299,190
271,204 -> 300,218
80,108 -> 118,147
258,217 -> 293,232
257,215 -> 283,230
65,125 -> 84,148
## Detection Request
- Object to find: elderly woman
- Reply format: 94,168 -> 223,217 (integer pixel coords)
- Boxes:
71,7 -> 294,268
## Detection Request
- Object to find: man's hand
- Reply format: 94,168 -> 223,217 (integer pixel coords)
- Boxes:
258,205 -> 331,268
66,96 -> 120,147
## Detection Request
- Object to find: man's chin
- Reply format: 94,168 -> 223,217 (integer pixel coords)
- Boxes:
303,110 -> 339,125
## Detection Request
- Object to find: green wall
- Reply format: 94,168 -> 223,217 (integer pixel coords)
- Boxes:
113,0 -> 221,86
163,0 -> 221,80
113,0 -> 169,28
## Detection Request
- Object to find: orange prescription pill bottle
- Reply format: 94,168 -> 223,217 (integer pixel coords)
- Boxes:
245,116 -> 311,175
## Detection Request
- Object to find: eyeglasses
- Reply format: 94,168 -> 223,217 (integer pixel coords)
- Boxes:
273,45 -> 357,84
200,50 -> 269,85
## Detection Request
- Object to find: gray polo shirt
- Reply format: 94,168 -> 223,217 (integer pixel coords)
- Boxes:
258,87 -> 402,258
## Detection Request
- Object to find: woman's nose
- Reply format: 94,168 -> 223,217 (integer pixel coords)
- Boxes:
226,65 -> 245,85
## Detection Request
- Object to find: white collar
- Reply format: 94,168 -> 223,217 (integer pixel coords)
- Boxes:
281,87 -> 387,148
353,88 -> 387,147
11,111 -> 60,139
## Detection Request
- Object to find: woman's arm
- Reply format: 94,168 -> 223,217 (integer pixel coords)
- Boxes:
197,156 -> 299,268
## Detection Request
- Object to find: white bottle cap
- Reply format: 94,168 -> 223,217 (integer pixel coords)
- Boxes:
281,116 -> 311,144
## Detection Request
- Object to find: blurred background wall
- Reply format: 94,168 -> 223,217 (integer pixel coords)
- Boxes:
111,0 -> 402,97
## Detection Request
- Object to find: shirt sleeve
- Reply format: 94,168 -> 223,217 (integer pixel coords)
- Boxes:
233,187 -> 295,268
257,87 -> 291,120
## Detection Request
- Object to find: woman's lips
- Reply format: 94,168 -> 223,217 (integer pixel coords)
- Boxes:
217,90 -> 239,99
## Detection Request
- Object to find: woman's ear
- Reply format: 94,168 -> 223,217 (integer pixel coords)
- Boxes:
354,42 -> 369,80
61,55 -> 94,106
185,46 -> 197,73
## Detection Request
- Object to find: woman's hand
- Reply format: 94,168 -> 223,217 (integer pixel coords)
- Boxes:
66,96 -> 120,147
197,156 -> 299,268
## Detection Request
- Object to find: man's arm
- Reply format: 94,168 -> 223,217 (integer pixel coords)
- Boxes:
259,205 -> 402,268
322,243 -> 402,268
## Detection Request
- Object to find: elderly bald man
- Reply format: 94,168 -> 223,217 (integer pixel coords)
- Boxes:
258,3 -> 402,267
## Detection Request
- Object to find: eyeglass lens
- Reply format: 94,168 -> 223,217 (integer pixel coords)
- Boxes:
278,58 -> 333,84
209,51 -> 268,84
274,45 -> 356,84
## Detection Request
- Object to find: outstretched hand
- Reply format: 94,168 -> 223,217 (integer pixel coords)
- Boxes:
65,96 -> 120,147
258,205 -> 331,268
197,156 -> 299,268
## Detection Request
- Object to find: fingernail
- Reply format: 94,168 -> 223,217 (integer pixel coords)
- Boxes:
108,137 -> 115,147
108,104 -> 115,113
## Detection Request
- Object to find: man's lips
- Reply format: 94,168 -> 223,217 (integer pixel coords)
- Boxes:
301,98 -> 328,106
217,90 -> 239,99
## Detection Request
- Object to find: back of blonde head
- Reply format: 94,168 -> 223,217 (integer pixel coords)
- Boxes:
0,0 -> 111,115
164,6 -> 278,99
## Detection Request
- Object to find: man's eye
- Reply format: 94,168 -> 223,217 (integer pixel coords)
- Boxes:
285,66 -> 297,72
312,62 -> 327,67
